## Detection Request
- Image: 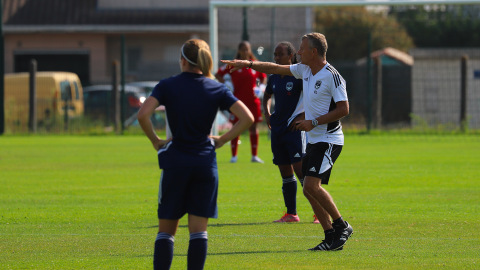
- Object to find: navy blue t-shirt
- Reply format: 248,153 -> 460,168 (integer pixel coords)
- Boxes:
265,74 -> 303,135
151,72 -> 238,169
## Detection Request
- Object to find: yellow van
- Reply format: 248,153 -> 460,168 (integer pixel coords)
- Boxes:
4,72 -> 84,127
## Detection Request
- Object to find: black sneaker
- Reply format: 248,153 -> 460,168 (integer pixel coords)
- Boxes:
329,221 -> 353,251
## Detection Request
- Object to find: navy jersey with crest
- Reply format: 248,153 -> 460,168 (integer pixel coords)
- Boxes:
265,74 -> 303,135
150,72 -> 238,169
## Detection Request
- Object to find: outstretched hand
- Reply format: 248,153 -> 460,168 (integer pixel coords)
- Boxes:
220,60 -> 250,73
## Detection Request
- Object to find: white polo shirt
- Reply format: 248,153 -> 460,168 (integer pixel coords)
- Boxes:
290,62 -> 348,145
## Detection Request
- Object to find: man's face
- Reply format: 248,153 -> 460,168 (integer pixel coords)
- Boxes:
297,38 -> 314,65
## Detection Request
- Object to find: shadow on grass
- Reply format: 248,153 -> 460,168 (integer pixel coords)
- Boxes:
139,222 -> 272,229
133,250 -> 305,258
175,249 -> 306,256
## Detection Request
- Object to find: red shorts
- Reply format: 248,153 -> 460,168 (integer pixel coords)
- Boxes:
229,98 -> 263,124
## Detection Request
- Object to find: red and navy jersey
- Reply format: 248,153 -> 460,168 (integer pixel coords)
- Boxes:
216,63 -> 266,105
265,74 -> 303,135
151,72 -> 238,169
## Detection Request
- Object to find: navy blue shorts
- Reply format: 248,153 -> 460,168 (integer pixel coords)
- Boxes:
157,166 -> 218,220
271,130 -> 306,165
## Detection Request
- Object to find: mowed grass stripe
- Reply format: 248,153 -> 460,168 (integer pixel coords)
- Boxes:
0,135 -> 479,269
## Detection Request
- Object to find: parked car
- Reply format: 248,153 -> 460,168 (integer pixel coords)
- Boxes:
126,81 -> 170,128
83,84 -> 146,124
126,81 -> 158,97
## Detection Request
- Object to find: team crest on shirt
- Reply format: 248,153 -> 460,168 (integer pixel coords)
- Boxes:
315,80 -> 322,89
286,82 -> 293,91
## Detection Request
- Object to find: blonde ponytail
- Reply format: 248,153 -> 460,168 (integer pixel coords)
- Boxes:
181,39 -> 214,79
197,47 -> 214,79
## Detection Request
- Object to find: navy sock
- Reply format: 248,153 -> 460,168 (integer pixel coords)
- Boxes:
187,231 -> 208,270
154,232 -> 174,270
282,175 -> 297,215
333,216 -> 347,229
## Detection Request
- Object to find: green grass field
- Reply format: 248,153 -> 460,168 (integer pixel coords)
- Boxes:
1,134 -> 479,269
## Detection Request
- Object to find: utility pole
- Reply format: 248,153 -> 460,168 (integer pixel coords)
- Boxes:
242,7 -> 249,41
270,8 -> 276,61
112,61 -> 120,133
29,60 -> 37,133
460,55 -> 468,132
120,35 -> 126,133
375,56 -> 382,129
0,0 -> 5,135
366,32 -> 373,132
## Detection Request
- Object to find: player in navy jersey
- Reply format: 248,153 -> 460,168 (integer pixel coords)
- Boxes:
222,32 -> 353,251
137,39 -> 254,270
263,41 -> 321,224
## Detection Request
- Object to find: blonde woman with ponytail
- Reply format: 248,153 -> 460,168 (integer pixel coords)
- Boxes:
138,39 -> 254,270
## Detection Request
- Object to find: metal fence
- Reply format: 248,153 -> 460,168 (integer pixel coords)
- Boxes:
2,4 -> 480,134
217,5 -> 480,132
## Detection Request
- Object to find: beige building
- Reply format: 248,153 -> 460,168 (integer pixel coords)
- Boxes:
3,0 -> 210,85
3,0 -> 312,85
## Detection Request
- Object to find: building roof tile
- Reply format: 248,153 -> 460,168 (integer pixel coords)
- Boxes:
3,0 -> 208,25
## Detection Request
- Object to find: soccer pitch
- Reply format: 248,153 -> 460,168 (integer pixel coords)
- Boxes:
0,134 -> 479,269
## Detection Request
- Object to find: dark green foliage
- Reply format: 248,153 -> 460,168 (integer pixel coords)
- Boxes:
314,7 -> 414,61
391,5 -> 480,47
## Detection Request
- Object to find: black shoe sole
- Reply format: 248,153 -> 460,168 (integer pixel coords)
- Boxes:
308,246 -> 343,251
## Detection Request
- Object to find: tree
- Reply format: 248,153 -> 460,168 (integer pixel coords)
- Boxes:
390,5 -> 480,48
314,7 -> 414,61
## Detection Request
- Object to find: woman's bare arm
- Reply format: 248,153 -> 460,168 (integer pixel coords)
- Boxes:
211,101 -> 254,149
262,92 -> 273,130
137,97 -> 171,150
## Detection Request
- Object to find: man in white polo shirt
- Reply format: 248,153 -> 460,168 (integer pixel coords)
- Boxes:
222,32 -> 353,251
